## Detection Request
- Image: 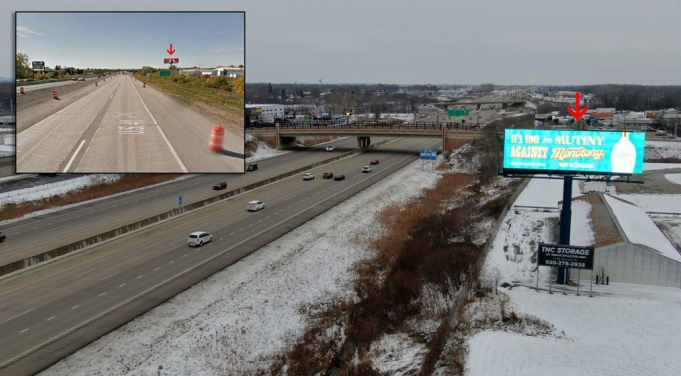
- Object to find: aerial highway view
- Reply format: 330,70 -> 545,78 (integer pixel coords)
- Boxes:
0,1 -> 680,376
15,12 -> 244,173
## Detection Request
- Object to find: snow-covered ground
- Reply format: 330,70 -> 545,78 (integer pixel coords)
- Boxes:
0,175 -> 120,208
245,134 -> 289,162
40,159 -> 441,376
618,194 -> 681,214
643,163 -> 681,171
645,141 -> 681,160
466,284 -> 681,376
665,174 -> 681,185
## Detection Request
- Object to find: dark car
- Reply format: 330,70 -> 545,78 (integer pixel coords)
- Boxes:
213,181 -> 227,190
323,172 -> 334,179
0,231 -> 5,243
370,159 -> 380,165
334,174 -> 346,181
246,163 -> 258,171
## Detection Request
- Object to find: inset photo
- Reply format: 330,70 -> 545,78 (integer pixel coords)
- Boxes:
15,11 -> 245,173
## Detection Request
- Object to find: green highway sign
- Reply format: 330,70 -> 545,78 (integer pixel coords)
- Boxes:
448,109 -> 469,117
160,69 -> 170,77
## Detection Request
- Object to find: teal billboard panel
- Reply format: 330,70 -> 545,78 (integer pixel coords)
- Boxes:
503,129 -> 646,175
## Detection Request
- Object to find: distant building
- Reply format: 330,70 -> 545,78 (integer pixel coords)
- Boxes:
246,104 -> 285,124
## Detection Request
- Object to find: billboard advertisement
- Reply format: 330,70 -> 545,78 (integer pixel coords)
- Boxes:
503,129 -> 645,175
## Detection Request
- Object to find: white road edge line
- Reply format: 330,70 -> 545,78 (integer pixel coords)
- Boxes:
62,140 -> 85,173
3,309 -> 34,323
128,77 -> 188,173
0,143 -> 422,368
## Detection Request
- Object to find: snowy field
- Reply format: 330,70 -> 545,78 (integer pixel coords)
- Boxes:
466,284 -> 681,376
645,141 -> 681,160
40,159 -> 441,376
618,194 -> 681,214
0,175 -> 120,208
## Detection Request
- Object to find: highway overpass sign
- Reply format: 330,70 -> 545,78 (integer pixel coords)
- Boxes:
420,149 -> 437,161
32,61 -> 45,69
160,70 -> 171,77
448,109 -> 469,117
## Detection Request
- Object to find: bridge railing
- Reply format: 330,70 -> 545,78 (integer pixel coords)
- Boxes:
246,122 -> 484,132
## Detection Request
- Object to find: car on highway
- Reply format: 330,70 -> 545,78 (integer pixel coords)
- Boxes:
323,172 -> 334,179
213,181 -> 228,190
78,77 -> 85,81
362,166 -> 372,173
247,200 -> 265,211
303,172 -> 315,180
70,77 -> 77,81
0,231 -> 5,243
326,145 -> 335,151
187,231 -> 212,247
334,174 -> 346,181
246,163 -> 259,171
370,159 -> 380,165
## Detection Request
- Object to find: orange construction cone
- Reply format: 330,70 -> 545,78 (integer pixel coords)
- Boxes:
52,89 -> 58,99
19,87 -> 24,94
208,126 -> 225,152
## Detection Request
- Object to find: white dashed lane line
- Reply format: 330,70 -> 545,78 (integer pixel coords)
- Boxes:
3,309 -> 34,323
153,267 -> 160,271
137,275 -> 144,279
99,292 -> 106,297
169,261 -> 174,264
71,305 -> 79,310
100,271 -> 120,281
46,316 -> 55,321
119,283 -> 126,288
20,329 -> 28,334
76,268 -> 96,278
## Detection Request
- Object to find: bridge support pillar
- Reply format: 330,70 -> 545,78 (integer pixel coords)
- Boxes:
274,123 -> 296,149
442,127 -> 449,152
357,136 -> 371,149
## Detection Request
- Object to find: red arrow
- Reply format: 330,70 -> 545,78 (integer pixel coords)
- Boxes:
167,43 -> 176,55
567,92 -> 588,120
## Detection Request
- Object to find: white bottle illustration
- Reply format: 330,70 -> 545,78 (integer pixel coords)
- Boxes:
611,132 -> 637,173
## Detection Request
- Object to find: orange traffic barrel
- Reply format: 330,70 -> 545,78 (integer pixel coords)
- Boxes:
143,82 -> 146,88
19,87 -> 24,94
52,89 -> 58,99
95,80 -> 98,86
208,126 -> 225,152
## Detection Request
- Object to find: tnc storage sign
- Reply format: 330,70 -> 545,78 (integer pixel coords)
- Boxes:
537,243 -> 594,270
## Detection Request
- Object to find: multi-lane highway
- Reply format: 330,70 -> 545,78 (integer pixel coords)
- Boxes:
15,77 -> 97,93
0,136 -> 440,376
0,136 -> 391,269
16,74 -> 243,173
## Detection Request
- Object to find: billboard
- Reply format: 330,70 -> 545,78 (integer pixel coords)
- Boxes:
503,129 -> 645,175
537,243 -> 594,270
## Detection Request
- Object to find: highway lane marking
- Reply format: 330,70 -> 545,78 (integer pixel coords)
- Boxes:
166,245 -> 181,253
137,275 -> 144,279
0,304 -> 6,309
76,268 -> 96,278
239,228 -> 244,231
62,140 -> 86,173
71,305 -> 79,310
99,293 -> 106,297
249,224 -> 253,227
0,141 -> 418,368
3,309 -> 34,323
169,261 -> 174,264
143,241 -> 161,250
219,237 -> 224,240
183,254 -> 188,257
46,316 -> 55,321
128,77 -> 188,173
153,267 -> 160,271
100,271 -> 120,281
229,233 -> 234,236
119,283 -> 126,288
266,216 -> 270,219
20,329 -> 29,334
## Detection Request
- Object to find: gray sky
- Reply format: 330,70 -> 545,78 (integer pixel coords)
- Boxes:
1,0 -> 680,85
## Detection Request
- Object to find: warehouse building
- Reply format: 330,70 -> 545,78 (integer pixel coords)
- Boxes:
564,193 -> 681,288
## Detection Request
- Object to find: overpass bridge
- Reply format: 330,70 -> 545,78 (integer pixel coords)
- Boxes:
246,122 -> 486,151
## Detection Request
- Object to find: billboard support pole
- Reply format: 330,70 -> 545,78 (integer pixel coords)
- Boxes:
535,266 -> 539,291
589,269 -> 593,297
557,175 -> 572,285
576,269 -> 581,296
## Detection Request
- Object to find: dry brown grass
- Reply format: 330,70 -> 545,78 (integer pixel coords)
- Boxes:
0,174 -> 179,221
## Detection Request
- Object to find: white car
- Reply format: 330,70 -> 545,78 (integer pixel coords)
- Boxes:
326,145 -> 335,151
362,166 -> 372,173
247,200 -> 265,211
188,231 -> 212,247
303,172 -> 315,180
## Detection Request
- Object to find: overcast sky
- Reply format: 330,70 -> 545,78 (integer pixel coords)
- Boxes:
1,0 -> 680,85
16,13 -> 244,70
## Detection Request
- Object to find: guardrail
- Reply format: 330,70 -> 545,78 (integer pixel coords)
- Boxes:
646,211 -> 681,218
0,139 -> 393,277
247,122 -> 483,132
512,205 -> 560,213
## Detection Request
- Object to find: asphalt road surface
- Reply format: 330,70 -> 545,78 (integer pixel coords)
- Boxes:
16,75 -> 243,173
15,77 -> 97,93
0,136 -> 440,376
0,136 -> 391,269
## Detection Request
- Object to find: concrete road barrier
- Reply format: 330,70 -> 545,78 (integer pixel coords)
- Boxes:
0,139 -> 392,277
